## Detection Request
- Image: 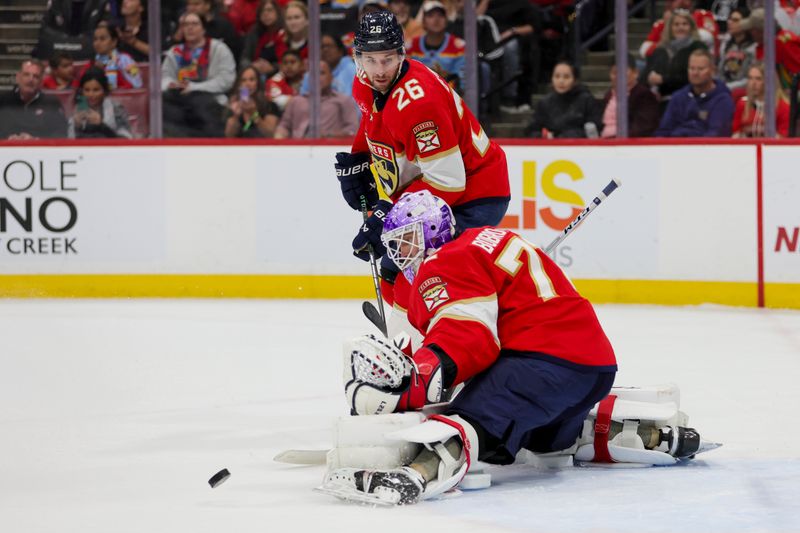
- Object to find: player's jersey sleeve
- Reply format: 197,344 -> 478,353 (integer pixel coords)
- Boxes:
384,71 -> 467,205
351,75 -> 373,153
407,247 -> 501,384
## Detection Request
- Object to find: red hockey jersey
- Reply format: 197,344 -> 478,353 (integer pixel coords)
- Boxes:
350,59 -> 509,207
393,227 -> 616,385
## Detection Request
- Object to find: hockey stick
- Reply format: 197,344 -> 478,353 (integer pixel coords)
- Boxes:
360,194 -> 388,337
543,178 -> 621,254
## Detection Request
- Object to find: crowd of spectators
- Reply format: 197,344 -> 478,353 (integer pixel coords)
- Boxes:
529,5 -> 800,138
1,0 -> 799,139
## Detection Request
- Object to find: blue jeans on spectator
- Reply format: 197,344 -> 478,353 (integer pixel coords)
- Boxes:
501,38 -> 520,101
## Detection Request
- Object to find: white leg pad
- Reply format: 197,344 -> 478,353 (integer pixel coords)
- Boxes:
327,412 -> 426,469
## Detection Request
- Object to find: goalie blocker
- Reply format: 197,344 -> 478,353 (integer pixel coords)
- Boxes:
318,384 -> 721,505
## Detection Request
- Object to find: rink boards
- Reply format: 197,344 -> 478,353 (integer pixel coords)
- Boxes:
0,140 -> 797,309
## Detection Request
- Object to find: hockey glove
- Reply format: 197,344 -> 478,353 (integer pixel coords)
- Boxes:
335,151 -> 378,211
352,200 -> 392,261
343,334 -> 443,415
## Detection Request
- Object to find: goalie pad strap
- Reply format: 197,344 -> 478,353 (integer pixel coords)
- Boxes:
429,414 -> 472,475
593,394 -> 617,463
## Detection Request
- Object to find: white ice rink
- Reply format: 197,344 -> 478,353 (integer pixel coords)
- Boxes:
1,299 -> 799,533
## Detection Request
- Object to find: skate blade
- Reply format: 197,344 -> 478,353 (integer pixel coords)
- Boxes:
696,440 -> 723,454
314,483 -> 399,506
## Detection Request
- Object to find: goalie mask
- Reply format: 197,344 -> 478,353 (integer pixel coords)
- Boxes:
381,191 -> 456,283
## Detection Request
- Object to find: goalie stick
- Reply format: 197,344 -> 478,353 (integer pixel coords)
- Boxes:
362,178 -> 622,335
543,178 -> 621,254
360,194 -> 388,337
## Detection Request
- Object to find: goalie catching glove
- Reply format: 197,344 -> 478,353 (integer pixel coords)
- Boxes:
343,334 -> 444,415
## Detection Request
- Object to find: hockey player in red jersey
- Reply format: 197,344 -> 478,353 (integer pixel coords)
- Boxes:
317,191 -> 720,505
334,11 -> 510,301
334,191 -> 618,503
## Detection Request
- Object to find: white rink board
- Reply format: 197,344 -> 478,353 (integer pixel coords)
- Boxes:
0,144 -> 767,283
501,145 -> 757,281
762,145 -> 800,283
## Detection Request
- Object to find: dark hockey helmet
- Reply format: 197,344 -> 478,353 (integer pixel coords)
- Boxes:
353,11 -> 405,55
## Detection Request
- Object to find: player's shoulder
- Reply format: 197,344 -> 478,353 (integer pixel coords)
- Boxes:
430,227 -> 514,264
384,60 -> 451,115
457,227 -> 515,257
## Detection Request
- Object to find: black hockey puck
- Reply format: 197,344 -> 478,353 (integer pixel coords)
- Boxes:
208,468 -> 231,488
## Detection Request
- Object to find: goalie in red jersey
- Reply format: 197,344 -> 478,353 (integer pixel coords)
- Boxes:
334,10 -> 510,301
319,193 -> 720,505
331,191 -> 617,504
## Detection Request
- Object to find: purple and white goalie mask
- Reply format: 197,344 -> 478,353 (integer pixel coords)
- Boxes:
381,191 -> 456,283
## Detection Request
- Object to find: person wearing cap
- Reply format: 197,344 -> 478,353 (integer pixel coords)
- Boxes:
406,1 -> 466,89
740,7 -> 800,90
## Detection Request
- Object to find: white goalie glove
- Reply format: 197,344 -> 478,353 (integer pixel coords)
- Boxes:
343,334 -> 413,415
343,334 -> 444,416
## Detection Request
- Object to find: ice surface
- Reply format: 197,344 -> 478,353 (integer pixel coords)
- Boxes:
1,299 -> 798,532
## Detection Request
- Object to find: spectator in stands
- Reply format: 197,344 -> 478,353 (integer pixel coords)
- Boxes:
275,61 -> 359,138
43,51 -> 78,90
180,0 -> 242,62
240,0 -> 287,80
406,1 -> 466,90
161,12 -> 236,137
655,48 -> 734,137
68,67 -> 133,138
226,0 -> 261,35
476,0 -> 540,113
639,0 -> 718,58
732,62 -> 791,137
224,65 -> 280,137
775,0 -> 800,35
116,0 -> 152,62
320,33 -> 357,97
0,60 -> 68,139
267,48 -> 304,111
283,1 -> 310,59
641,10 -> 708,105
85,22 -> 143,90
35,0 -> 109,61
601,55 -> 660,138
528,60 -> 601,138
718,8 -> 756,98
740,8 -> 800,90
389,0 -> 423,40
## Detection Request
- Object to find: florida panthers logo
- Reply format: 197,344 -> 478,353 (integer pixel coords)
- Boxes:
413,121 -> 440,154
418,276 -> 450,312
367,138 -> 399,195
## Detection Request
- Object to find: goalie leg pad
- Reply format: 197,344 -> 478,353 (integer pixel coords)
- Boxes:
575,389 -> 720,466
319,414 -> 479,505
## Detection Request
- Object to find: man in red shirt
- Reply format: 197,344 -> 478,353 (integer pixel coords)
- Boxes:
334,11 -> 510,302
